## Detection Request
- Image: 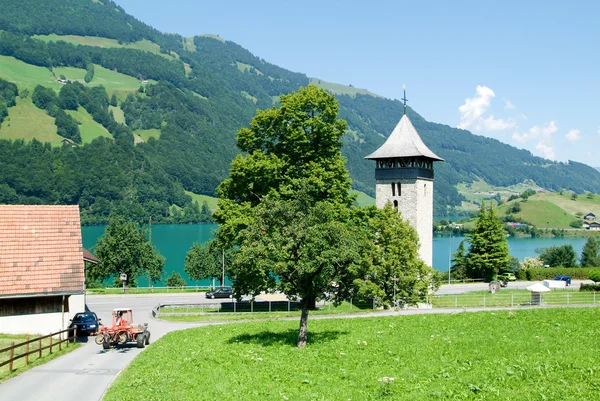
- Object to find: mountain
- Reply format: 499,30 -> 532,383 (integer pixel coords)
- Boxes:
1,0 -> 599,223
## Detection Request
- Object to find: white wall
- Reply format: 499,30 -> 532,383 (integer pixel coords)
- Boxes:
0,294 -> 85,335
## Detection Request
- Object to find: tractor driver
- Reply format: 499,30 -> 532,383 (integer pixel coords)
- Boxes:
116,311 -> 127,326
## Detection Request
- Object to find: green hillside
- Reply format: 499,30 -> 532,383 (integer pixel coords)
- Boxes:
0,0 -> 599,224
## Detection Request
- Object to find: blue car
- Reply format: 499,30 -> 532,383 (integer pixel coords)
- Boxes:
69,312 -> 101,336
553,275 -> 572,286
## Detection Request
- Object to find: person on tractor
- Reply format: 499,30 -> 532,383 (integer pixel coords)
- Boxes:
115,311 -> 127,327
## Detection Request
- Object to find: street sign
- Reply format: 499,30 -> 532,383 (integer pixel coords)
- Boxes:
120,273 -> 127,281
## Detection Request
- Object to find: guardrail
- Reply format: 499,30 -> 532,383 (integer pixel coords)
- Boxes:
0,328 -> 77,373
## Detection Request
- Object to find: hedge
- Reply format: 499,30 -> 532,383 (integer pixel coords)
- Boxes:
580,283 -> 600,291
523,267 -> 600,281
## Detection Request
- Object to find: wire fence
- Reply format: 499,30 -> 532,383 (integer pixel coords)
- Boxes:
431,291 -> 599,308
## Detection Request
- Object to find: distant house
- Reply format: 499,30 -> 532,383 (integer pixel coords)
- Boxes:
141,80 -> 149,85
589,221 -> 600,231
0,205 -> 86,335
584,213 -> 596,221
61,138 -> 76,147
57,79 -> 68,84
583,221 -> 590,229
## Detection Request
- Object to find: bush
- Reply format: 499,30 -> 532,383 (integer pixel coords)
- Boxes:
589,270 -> 600,283
570,219 -> 583,228
525,267 -> 600,281
580,283 -> 600,291
166,271 -> 186,287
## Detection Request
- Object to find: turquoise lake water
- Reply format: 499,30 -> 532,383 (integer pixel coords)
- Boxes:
82,225 -> 589,285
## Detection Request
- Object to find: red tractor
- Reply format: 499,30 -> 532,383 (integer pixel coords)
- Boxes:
95,308 -> 151,349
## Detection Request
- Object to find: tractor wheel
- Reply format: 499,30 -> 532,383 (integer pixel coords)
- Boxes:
95,334 -> 104,345
136,334 -> 145,348
145,331 -> 151,345
102,338 -> 110,350
118,332 -> 128,344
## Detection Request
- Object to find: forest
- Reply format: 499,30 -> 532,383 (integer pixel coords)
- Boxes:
0,0 -> 599,220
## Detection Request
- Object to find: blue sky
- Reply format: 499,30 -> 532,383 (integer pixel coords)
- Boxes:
113,0 -> 600,166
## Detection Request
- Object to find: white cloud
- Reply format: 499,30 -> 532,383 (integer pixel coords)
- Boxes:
566,129 -> 581,142
536,141 -> 556,160
505,100 -> 516,110
458,86 -> 515,132
512,121 -> 558,160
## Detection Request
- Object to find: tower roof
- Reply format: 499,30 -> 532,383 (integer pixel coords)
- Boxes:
365,114 -> 444,161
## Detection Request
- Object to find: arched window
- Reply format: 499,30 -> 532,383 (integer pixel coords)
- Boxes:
393,200 -> 398,210
391,182 -> 395,196
397,183 -> 401,196
424,183 -> 427,197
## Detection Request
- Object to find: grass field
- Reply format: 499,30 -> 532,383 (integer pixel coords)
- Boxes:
109,105 -> 125,124
432,289 -> 597,308
134,128 -> 161,143
0,97 -> 62,144
104,308 -> 600,400
184,191 -> 218,210
33,35 -> 171,59
0,56 -> 61,91
0,334 -> 80,383
309,77 -> 381,98
351,189 -> 376,206
537,192 -> 600,216
497,199 -> 577,228
65,106 -> 112,143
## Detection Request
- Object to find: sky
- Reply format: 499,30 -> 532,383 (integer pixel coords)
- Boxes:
113,0 -> 600,166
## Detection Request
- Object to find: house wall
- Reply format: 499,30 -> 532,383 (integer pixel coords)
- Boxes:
0,294 -> 84,335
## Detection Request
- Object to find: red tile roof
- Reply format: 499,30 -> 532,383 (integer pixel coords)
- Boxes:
0,205 -> 84,297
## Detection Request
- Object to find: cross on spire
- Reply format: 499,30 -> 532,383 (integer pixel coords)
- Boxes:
401,84 -> 408,115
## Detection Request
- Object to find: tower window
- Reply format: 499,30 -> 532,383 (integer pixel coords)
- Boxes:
393,200 -> 398,210
397,183 -> 401,196
424,184 -> 427,197
391,183 -> 395,196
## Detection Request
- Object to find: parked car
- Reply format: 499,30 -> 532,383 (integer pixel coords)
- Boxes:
553,275 -> 572,286
69,312 -> 101,336
498,273 -> 517,281
205,287 -> 233,299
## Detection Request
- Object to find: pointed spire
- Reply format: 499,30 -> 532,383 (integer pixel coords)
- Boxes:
401,84 -> 408,115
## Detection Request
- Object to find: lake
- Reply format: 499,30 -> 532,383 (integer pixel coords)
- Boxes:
82,225 -> 590,285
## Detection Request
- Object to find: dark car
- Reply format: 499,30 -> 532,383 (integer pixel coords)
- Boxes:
69,312 -> 101,336
205,287 -> 233,299
553,275 -> 572,286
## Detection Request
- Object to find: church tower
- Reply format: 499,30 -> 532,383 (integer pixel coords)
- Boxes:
365,88 -> 443,266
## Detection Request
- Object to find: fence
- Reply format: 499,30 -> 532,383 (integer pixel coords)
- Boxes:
0,328 -> 77,374
88,285 -> 214,294
155,291 -> 600,317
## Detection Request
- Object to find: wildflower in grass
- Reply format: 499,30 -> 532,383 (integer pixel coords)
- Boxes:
377,377 -> 395,383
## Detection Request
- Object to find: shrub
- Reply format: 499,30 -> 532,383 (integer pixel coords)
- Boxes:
580,283 -> 600,291
525,267 -> 600,281
589,270 -> 600,283
166,271 -> 186,287
569,220 -> 583,228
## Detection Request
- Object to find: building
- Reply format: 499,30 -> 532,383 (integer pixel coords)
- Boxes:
0,205 -> 86,335
364,91 -> 443,266
588,221 -> 600,231
584,212 -> 596,221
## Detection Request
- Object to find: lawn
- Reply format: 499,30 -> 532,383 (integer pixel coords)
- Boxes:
184,191 -> 218,210
65,106 -> 112,143
0,97 -> 62,144
104,308 -> 600,400
0,56 -> 61,91
0,334 -> 80,383
432,289 -> 598,308
497,199 -> 576,228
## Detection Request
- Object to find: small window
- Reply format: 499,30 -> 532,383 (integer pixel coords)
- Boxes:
391,183 -> 395,196
393,200 -> 398,209
424,184 -> 427,197
398,183 -> 401,196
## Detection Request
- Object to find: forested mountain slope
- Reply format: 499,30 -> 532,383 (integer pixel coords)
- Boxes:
0,0 -> 599,222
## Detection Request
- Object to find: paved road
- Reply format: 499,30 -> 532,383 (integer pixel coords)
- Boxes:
435,279 -> 590,294
0,282 -> 593,401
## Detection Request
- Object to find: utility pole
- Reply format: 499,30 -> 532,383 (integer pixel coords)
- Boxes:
222,249 -> 225,287
447,206 -> 452,285
148,215 -> 152,288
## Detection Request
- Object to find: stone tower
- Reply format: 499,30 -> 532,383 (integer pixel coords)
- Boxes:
365,98 -> 443,266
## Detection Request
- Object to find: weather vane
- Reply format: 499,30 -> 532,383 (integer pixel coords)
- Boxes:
401,84 -> 408,115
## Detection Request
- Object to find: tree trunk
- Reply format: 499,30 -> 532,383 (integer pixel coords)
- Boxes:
297,306 -> 309,348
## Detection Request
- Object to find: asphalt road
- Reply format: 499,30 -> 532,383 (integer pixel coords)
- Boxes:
0,281 -> 593,401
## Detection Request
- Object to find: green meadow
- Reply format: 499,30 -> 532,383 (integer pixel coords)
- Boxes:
104,308 -> 600,401
184,191 -> 218,210
0,97 -> 62,144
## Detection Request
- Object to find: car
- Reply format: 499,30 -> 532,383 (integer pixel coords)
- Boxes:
553,275 -> 572,286
69,312 -> 101,336
498,272 -> 517,281
205,287 -> 233,299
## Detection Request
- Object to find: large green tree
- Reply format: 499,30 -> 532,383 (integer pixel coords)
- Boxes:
466,203 -> 510,281
92,215 -> 165,287
450,240 -> 468,280
537,244 -> 577,268
580,236 -> 600,267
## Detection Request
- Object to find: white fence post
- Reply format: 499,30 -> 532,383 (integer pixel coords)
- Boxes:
288,300 -> 290,312
594,292 -> 596,305
269,301 -> 271,313
511,294 -> 514,308
455,295 -> 458,309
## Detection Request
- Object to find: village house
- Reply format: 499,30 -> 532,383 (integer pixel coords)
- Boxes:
584,212 -> 596,221
588,221 -> 600,231
0,205 -> 86,335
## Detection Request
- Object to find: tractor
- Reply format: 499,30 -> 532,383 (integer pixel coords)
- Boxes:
95,308 -> 151,349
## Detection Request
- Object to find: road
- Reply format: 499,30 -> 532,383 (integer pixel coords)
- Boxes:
0,281 -> 592,401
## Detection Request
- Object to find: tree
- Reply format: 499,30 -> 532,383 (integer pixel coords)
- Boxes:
165,271 -> 186,287
571,193 -> 578,201
110,93 -> 117,107
570,219 -> 583,228
185,239 -> 233,287
466,202 -> 510,281
352,205 -> 439,308
589,270 -> 600,283
92,215 -> 165,287
450,240 -> 468,280
536,245 -> 577,267
581,236 -> 600,267
231,190 -> 368,347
